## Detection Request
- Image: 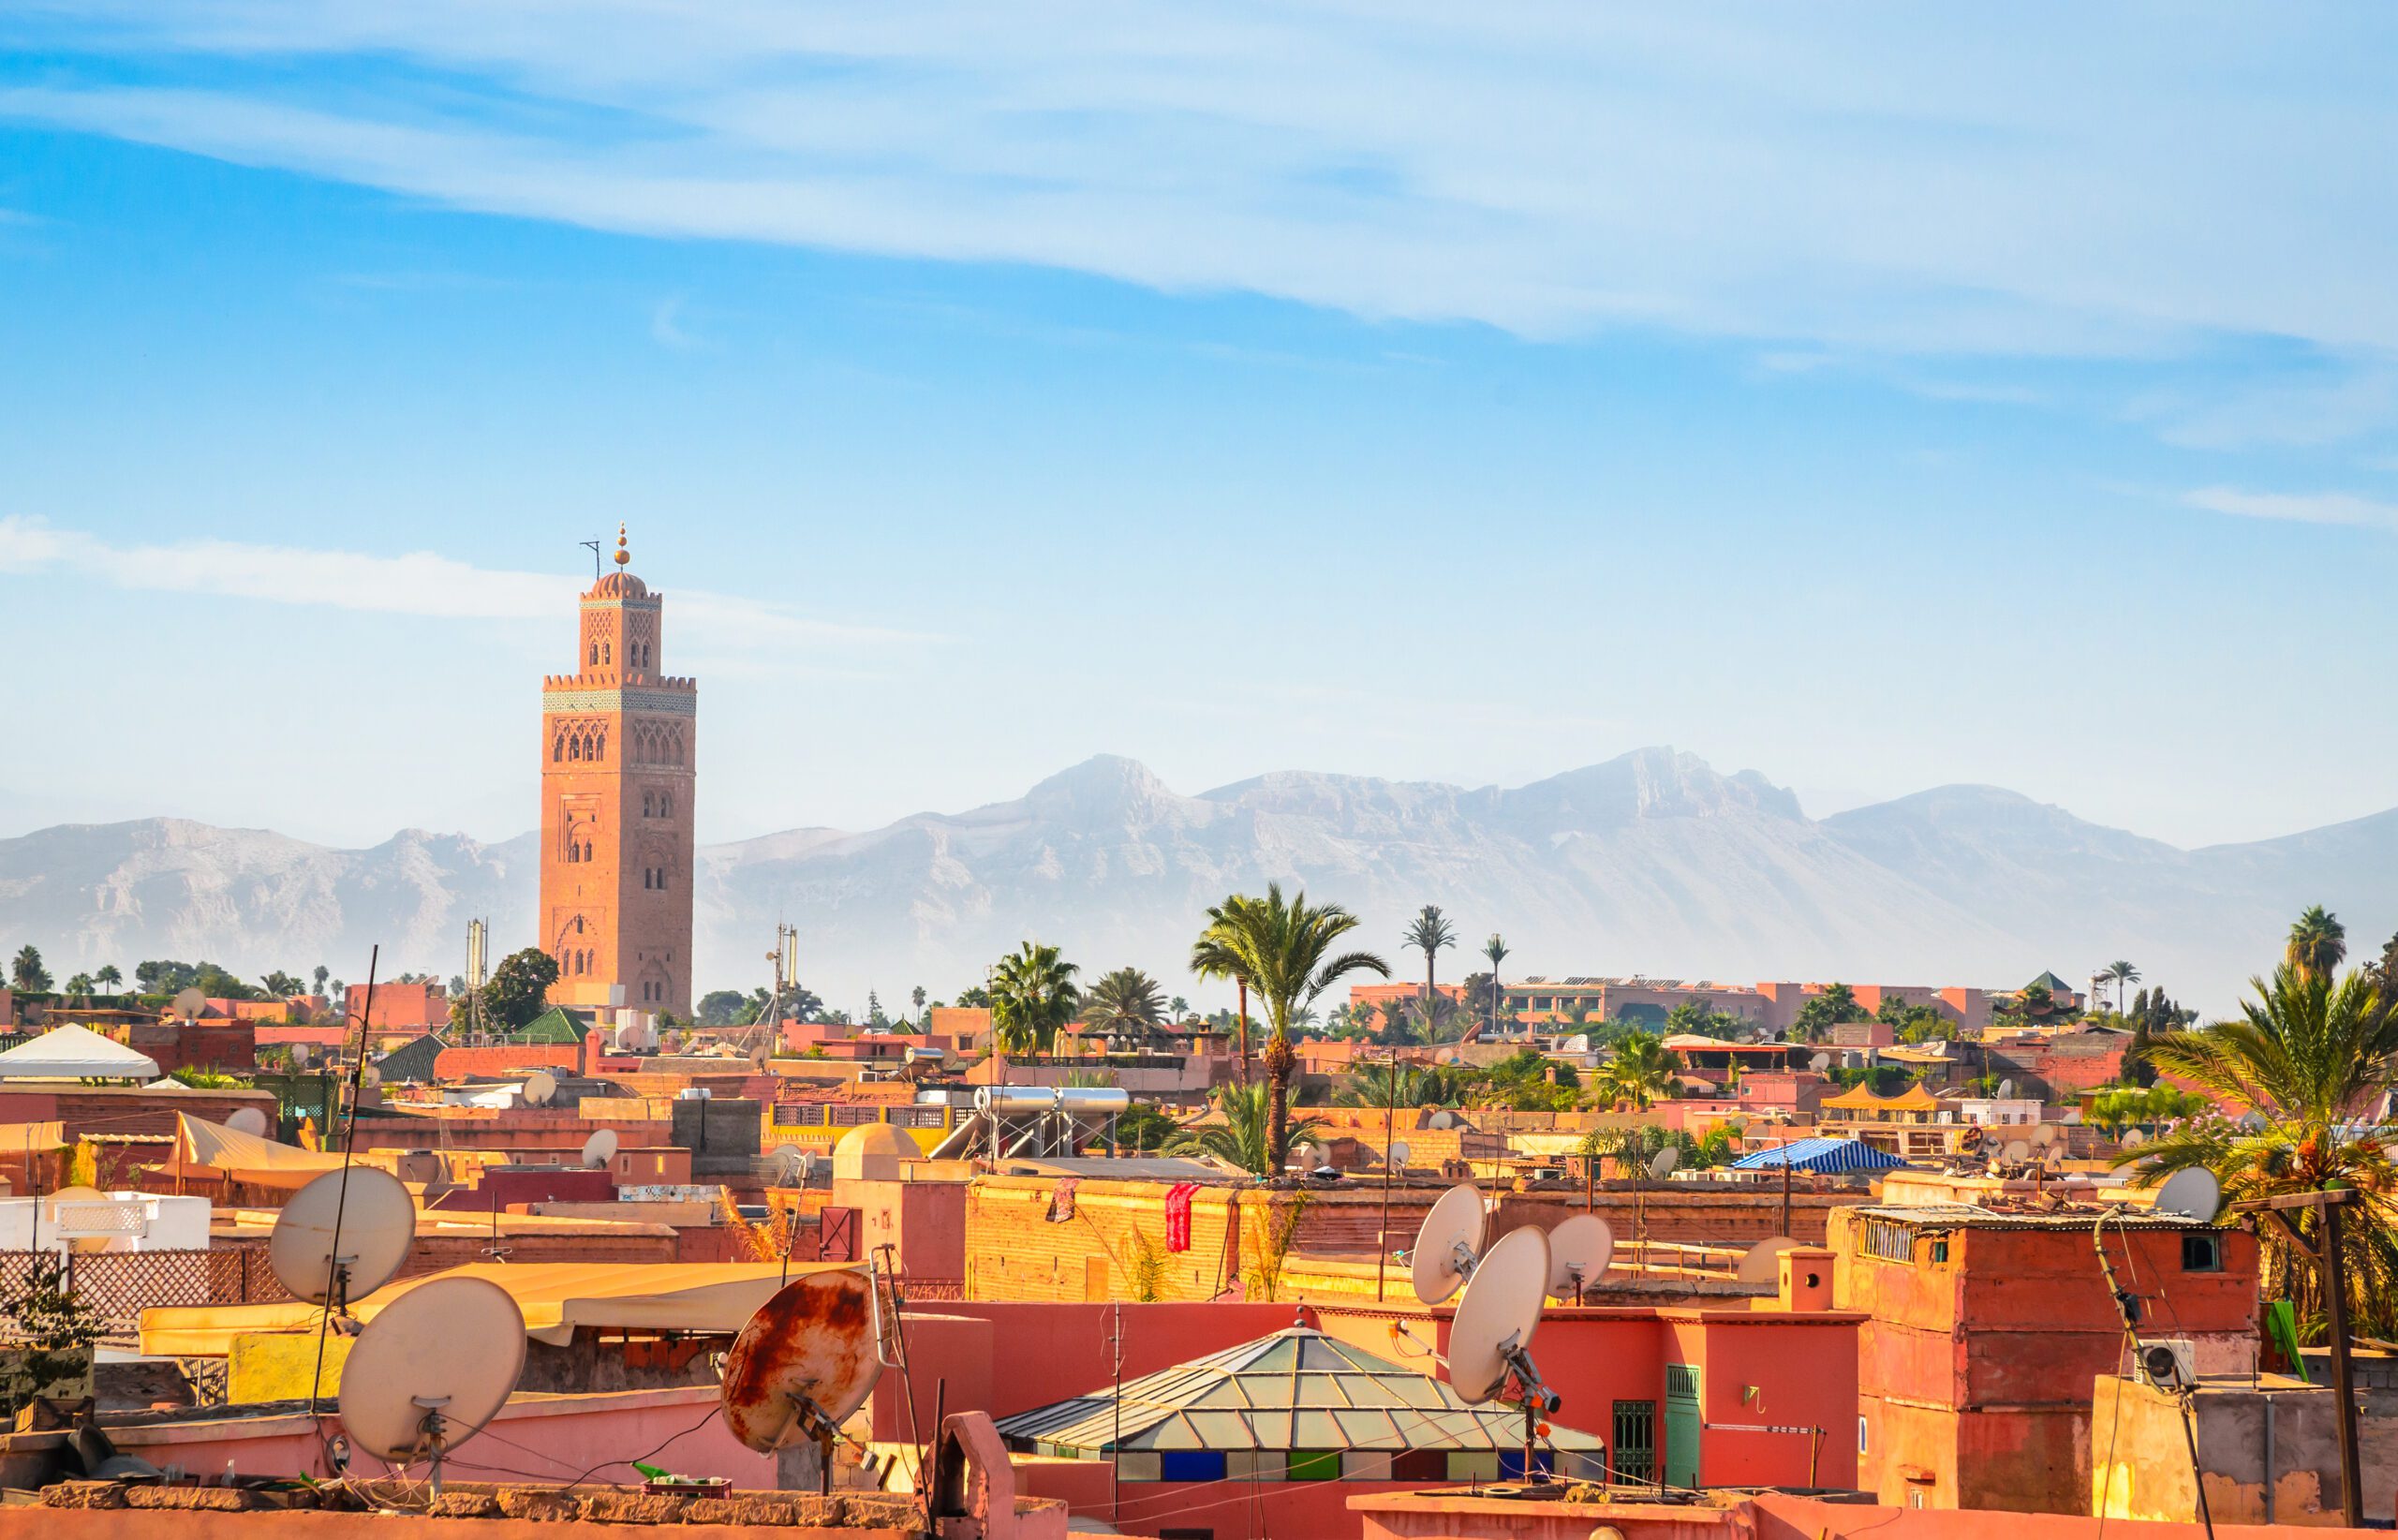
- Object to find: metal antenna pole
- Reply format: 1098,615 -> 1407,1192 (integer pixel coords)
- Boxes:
1377,1044 -> 1397,1302
2322,1197 -> 2363,1528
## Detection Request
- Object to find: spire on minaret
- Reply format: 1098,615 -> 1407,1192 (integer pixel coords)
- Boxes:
614,523 -> 631,567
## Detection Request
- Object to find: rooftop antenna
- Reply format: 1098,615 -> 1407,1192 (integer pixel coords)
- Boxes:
1408,1183 -> 1489,1305
721,1269 -> 889,1495
171,987 -> 206,1025
523,1070 -> 558,1109
1545,1214 -> 1615,1304
580,1128 -> 619,1169
1448,1224 -> 1562,1486
339,1276 -> 525,1497
578,538 -> 604,582
2091,1166 -> 2227,1540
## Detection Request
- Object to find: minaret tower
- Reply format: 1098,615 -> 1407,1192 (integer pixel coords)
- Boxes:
539,526 -> 697,1019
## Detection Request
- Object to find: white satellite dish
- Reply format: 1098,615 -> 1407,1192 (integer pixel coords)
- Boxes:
270,1166 -> 417,1308
1447,1225 -> 1551,1405
522,1071 -> 557,1108
581,1127 -> 619,1169
1545,1214 -> 1615,1301
769,1143 -> 807,1186
339,1276 -> 525,1484
1387,1140 -> 1412,1168
1648,1147 -> 1681,1181
2154,1167 -> 2224,1224
1295,1143 -> 1319,1168
1563,1034 -> 1591,1054
225,1106 -> 272,1138
1427,1109 -> 1460,1130
721,1271 -> 885,1454
2031,1124 -> 2059,1148
171,987 -> 206,1022
2121,1128 -> 2147,1148
1997,1079 -> 2016,1100
1409,1183 -> 1488,1305
1808,1052 -> 1831,1073
2004,1139 -> 2033,1162
1736,1236 -> 1799,1284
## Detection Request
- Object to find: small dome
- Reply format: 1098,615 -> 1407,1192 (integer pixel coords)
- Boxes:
588,570 -> 648,600
833,1121 -> 915,1181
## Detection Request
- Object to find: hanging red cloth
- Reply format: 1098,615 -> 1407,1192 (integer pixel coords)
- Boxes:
1163,1181 -> 1198,1252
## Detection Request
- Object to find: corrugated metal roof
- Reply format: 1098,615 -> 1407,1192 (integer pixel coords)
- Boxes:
992,1326 -> 1605,1455
1855,1204 -> 2222,1232
1730,1137 -> 1910,1174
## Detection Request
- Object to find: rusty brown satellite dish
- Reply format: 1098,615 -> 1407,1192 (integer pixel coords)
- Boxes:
719,1269 -> 884,1454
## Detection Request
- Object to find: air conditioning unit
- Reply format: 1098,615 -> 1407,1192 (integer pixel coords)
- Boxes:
2139,1338 -> 2197,1391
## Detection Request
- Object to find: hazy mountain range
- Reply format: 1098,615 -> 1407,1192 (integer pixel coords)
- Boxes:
0,748 -> 2388,1014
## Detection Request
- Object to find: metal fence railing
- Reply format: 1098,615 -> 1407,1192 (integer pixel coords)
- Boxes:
0,1248 -> 290,1332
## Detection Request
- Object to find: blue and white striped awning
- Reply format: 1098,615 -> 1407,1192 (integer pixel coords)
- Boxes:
1729,1136 -> 1909,1174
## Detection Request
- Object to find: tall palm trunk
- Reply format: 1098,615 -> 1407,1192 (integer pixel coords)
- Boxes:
1262,1032 -> 1295,1179
1423,955 -> 1435,1041
1236,977 -> 1250,1085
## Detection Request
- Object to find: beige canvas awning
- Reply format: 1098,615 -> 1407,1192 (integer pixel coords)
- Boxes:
167,1113 -> 348,1190
139,1260 -> 858,1355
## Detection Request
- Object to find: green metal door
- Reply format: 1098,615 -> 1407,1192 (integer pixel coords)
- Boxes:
1664,1363 -> 1702,1491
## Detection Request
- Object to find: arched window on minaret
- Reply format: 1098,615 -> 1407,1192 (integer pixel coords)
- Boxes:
554,735 -> 565,763
596,732 -> 606,761
589,642 -> 599,666
568,736 -> 581,763
602,640 -> 612,666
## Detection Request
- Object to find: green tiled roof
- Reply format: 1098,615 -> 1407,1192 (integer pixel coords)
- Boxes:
507,1006 -> 588,1044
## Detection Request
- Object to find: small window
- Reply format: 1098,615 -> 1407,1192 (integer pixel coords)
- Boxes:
2183,1234 -> 2223,1272
1929,1237 -> 1950,1264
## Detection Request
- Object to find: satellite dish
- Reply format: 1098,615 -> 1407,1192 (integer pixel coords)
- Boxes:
2004,1140 -> 2033,1162
523,1071 -> 557,1108
769,1143 -> 807,1186
225,1106 -> 272,1138
1545,1214 -> 1615,1300
171,987 -> 206,1021
1295,1143 -> 1319,1168
1563,1034 -> 1591,1054
339,1277 -> 525,1477
1447,1225 -> 1550,1404
1409,1183 -> 1488,1305
2154,1167 -> 2224,1223
270,1166 -> 416,1308
1427,1109 -> 1460,1130
1387,1140 -> 1412,1168
1808,1052 -> 1831,1073
2239,1110 -> 2269,1133
2043,1147 -> 2066,1170
1737,1236 -> 1799,1284
2121,1129 -> 2147,1148
1997,1079 -> 2016,1100
721,1270 -> 885,1453
1648,1147 -> 1681,1181
581,1128 -> 619,1169
2031,1124 -> 2058,1148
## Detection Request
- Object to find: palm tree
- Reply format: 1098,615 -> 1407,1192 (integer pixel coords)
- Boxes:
2107,960 -> 2140,1014
1340,1059 -> 1460,1109
1192,884 -> 1389,1176
1167,1084 -> 1328,1177
96,964 -> 123,997
1079,968 -> 1169,1044
2127,962 -> 2398,1336
2287,906 -> 2348,982
989,942 -> 1080,1056
1596,1029 -> 1681,1111
1403,906 -> 1457,1036
1480,933 -> 1510,1039
10,945 -> 51,994
63,972 -> 95,1000
1169,995 -> 1190,1019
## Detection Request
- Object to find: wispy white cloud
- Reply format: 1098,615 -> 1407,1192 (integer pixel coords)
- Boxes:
5,6 -> 2398,355
2182,486 -> 2398,533
0,515 -> 926,646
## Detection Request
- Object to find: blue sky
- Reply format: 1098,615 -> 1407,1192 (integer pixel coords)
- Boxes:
2,4 -> 2395,851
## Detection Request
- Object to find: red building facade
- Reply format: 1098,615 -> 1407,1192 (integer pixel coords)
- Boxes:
539,527 -> 697,1019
